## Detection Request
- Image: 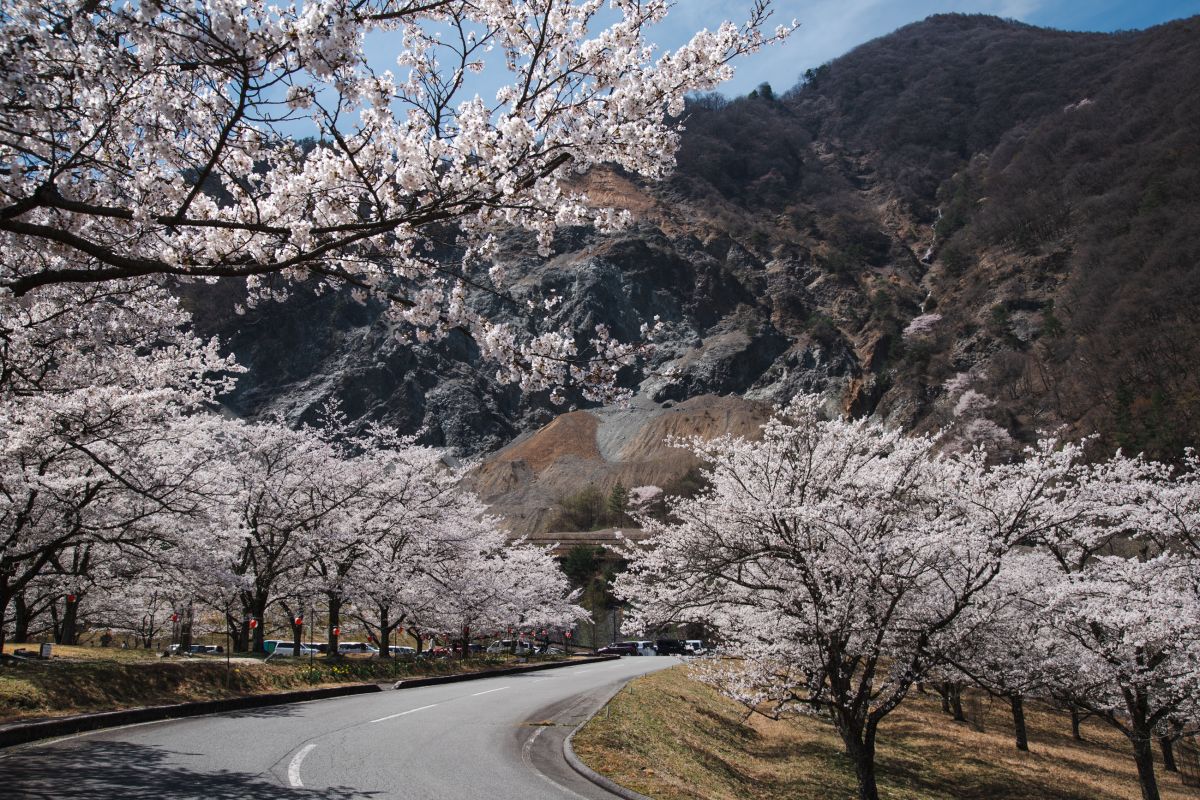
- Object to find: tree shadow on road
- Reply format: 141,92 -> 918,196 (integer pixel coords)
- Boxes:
0,739 -> 381,799
222,703 -> 310,719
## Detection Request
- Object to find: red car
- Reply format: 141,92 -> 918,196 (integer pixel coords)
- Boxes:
596,643 -> 638,656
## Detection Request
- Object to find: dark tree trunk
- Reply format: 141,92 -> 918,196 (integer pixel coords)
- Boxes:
227,611 -> 249,653
378,606 -> 391,659
949,685 -> 966,722
461,626 -> 471,661
225,618 -> 243,652
327,594 -> 341,656
1131,731 -> 1161,800
13,592 -> 31,643
179,603 -> 193,652
1010,695 -> 1029,752
0,589 -> 9,656
58,596 -> 80,645
1159,736 -> 1177,773
248,594 -> 267,653
939,683 -> 951,714
1070,707 -> 1084,741
839,720 -> 880,800
1121,687 -> 1162,800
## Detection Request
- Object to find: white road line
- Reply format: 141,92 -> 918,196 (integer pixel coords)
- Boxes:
287,743 -> 316,788
369,703 -> 439,723
470,686 -> 510,697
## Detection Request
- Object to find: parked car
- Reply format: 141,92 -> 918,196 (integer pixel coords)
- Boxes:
684,640 -> 707,655
654,639 -> 688,655
388,645 -> 416,657
337,641 -> 379,655
619,640 -> 656,656
485,639 -> 537,655
186,644 -> 222,655
265,640 -> 319,656
597,643 -> 638,656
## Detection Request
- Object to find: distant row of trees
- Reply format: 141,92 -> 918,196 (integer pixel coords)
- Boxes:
1,287 -> 583,654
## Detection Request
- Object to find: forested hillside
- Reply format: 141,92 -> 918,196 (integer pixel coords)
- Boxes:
197,13 -> 1200,465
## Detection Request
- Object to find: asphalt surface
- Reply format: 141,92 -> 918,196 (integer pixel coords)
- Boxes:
0,656 -> 678,799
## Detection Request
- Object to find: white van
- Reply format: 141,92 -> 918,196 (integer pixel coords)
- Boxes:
265,640 -> 318,657
684,639 -> 706,655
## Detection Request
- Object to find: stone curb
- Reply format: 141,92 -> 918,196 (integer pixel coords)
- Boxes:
562,680 -> 656,800
0,683 -> 381,749
0,654 -> 617,750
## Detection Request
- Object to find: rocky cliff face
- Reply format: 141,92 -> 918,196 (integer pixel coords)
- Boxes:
189,13 -> 1200,528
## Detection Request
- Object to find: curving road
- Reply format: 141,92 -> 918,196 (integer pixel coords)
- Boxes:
0,656 -> 677,799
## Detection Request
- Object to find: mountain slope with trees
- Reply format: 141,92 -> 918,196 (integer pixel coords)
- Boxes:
198,13 -> 1200,472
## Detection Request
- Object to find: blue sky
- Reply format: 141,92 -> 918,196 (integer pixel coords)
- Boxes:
354,1 -> 1200,111
644,0 -> 1200,97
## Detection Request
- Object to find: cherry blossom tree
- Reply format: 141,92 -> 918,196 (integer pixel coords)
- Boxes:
0,283 -> 237,653
81,557 -> 184,649
901,312 -> 942,340
325,426 -> 477,657
616,397 -> 1100,800
414,521 -> 583,655
173,415 -> 358,653
1037,551 -> 1200,800
1012,451 -> 1200,800
280,408 -> 399,654
1,0 -> 791,401
1125,449 -> 1200,559
937,551 -> 1072,752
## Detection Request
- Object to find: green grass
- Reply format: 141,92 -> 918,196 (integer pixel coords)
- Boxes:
573,666 -> 1193,800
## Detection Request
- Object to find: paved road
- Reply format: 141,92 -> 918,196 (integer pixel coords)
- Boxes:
0,656 -> 677,799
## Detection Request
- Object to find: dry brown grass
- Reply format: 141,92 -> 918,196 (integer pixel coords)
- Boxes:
574,666 -> 1195,800
4,643 -> 163,663
0,646 -> 566,724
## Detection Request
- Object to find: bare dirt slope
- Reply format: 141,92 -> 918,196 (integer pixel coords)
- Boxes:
469,394 -> 770,535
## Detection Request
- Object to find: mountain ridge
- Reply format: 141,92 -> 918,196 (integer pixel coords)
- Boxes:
188,13 -> 1200,530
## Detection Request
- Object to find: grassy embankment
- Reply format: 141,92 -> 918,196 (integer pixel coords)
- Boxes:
0,643 -> 564,724
574,666 -> 1194,800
